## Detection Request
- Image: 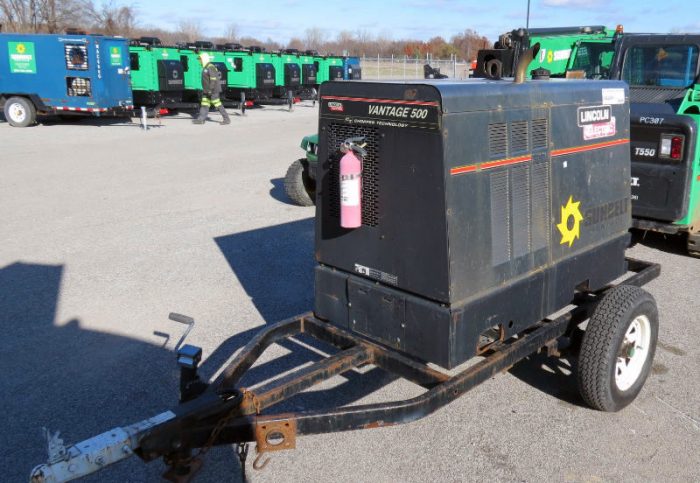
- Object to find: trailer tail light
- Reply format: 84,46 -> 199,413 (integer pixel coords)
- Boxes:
671,136 -> 683,159
245,100 -> 254,107
159,108 -> 169,115
659,133 -> 685,160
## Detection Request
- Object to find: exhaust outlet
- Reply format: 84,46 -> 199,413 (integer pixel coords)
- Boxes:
514,42 -> 540,84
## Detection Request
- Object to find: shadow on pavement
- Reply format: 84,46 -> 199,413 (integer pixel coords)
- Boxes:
0,262 -> 243,482
508,352 -> 588,408
212,219 -> 399,413
39,115 -> 137,127
633,230 -> 689,256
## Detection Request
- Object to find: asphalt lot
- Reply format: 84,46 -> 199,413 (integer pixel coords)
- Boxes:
1,104 -> 699,483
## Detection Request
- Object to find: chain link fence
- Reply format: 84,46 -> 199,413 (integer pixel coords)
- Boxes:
359,55 -> 473,80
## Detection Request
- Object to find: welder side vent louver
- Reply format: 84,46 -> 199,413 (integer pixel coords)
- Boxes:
532,118 -> 549,150
490,171 -> 511,265
511,165 -> 531,258
510,121 -> 529,153
531,156 -> 550,252
327,124 -> 380,227
488,123 -> 508,158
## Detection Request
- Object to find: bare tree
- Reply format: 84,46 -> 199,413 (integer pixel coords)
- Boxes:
0,0 -> 94,33
287,36 -> 304,50
91,0 -> 136,36
303,27 -> 325,50
176,19 -> 201,42
224,22 -> 238,41
0,0 -> 36,32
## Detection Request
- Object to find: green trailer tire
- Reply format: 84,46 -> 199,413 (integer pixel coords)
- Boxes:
284,159 -> 316,206
577,285 -> 658,412
4,96 -> 36,127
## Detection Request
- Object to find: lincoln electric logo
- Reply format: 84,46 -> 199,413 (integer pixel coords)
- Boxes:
578,105 -> 612,126
328,101 -> 344,112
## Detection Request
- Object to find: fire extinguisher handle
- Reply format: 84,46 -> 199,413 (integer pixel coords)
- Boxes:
341,136 -> 367,157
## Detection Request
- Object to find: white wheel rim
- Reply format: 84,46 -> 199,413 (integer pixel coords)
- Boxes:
615,315 -> 651,391
9,102 -> 27,123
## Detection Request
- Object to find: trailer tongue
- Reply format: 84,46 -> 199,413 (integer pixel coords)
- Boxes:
30,46 -> 661,482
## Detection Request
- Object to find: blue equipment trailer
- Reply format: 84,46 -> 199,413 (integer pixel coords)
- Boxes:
343,56 -> 361,79
0,33 -> 133,127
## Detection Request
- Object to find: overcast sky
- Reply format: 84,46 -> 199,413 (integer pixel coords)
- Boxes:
122,0 -> 700,43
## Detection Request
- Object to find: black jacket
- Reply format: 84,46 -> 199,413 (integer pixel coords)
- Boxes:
201,63 -> 222,96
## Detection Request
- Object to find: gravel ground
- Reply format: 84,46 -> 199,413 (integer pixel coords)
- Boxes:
1,104 -> 698,483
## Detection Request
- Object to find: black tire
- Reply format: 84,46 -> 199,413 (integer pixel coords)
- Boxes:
284,159 -> 316,206
3,96 -> 36,127
577,285 -> 658,412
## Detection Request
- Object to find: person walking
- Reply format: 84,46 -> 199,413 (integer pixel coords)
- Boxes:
193,53 -> 231,125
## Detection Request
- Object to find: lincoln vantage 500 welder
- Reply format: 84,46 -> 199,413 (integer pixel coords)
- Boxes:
315,74 -> 632,368
30,48 -> 662,483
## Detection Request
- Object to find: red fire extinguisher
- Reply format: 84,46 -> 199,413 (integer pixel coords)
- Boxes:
339,137 -> 366,228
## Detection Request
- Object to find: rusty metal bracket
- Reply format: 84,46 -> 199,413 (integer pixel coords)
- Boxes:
255,419 -> 297,453
545,339 -> 561,358
252,419 -> 297,471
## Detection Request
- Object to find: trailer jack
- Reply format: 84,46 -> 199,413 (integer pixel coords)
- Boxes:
30,258 -> 659,483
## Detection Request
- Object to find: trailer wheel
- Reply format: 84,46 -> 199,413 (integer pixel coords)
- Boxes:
577,285 -> 658,412
3,96 -> 36,127
284,159 -> 316,206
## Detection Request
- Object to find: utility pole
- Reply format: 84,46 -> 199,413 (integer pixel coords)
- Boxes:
526,0 -> 531,29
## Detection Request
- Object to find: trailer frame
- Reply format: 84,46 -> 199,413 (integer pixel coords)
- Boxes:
30,258 -> 659,483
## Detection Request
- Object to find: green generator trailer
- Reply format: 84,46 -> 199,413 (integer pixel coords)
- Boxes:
176,42 -> 251,110
313,55 -> 332,84
128,38 -> 191,110
272,50 -> 301,98
217,46 -> 285,106
324,56 -> 345,81
129,38 -> 232,114
298,50 -> 319,99
176,47 -> 203,105
474,25 -> 617,79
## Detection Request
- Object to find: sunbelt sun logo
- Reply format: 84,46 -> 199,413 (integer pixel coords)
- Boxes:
110,46 -> 122,66
8,41 -> 36,73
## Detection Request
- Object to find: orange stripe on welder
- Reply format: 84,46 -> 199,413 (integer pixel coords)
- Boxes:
551,138 -> 629,157
450,155 -> 531,176
480,155 -> 532,170
450,165 -> 478,175
321,95 -> 439,107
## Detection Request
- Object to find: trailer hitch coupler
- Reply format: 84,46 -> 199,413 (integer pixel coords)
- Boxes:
514,42 -> 540,84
